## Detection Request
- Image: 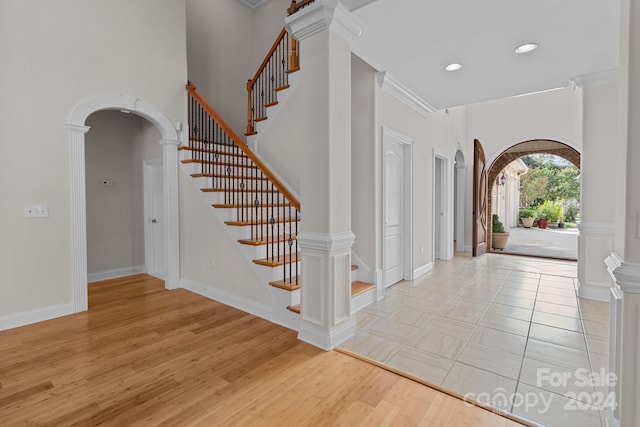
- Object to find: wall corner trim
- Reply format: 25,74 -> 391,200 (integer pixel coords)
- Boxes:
377,71 -> 436,118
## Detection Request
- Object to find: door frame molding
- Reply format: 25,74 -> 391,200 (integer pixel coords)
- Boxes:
381,127 -> 414,292
433,150 -> 452,261
66,94 -> 181,313
143,158 -> 165,280
454,148 -> 466,253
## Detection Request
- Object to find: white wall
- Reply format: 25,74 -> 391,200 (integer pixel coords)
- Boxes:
351,55 -> 377,269
186,0 -> 292,137
179,170 -> 271,307
0,0 -> 187,320
186,0 -> 253,135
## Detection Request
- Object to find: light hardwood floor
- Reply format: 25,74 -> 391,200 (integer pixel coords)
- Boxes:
0,274 -> 526,426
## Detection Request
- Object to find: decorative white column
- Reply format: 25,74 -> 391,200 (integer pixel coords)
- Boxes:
160,138 -> 181,290
606,1 -> 640,425
286,0 -> 364,350
67,124 -> 90,312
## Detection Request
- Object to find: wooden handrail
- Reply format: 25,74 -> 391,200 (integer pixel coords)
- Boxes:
187,82 -> 301,212
248,27 -> 288,88
287,0 -> 315,16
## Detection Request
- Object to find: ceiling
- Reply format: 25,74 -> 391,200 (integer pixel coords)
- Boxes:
343,0 -> 620,110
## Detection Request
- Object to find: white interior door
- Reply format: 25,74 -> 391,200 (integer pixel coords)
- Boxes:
145,160 -> 165,279
385,140 -> 404,287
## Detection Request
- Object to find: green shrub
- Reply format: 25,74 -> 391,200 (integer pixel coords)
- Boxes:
519,208 -> 535,219
492,214 -> 505,233
565,204 -> 579,223
536,200 -> 562,222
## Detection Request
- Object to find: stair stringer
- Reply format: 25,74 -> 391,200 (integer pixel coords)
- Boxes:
179,158 -> 301,331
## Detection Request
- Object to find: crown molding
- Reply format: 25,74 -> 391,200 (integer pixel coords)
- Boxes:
237,0 -> 272,10
570,69 -> 619,91
377,71 -> 436,118
285,0 -> 365,44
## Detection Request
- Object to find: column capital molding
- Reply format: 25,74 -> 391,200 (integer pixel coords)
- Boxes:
66,124 -> 91,134
606,253 -> 640,294
579,222 -> 617,235
297,231 -> 355,251
285,0 -> 365,44
159,138 -> 181,147
377,72 -> 436,118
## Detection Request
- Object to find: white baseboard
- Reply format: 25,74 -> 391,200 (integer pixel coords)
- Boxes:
413,262 -> 434,280
298,318 -> 355,351
0,301 -> 74,331
577,282 -> 612,302
181,278 -> 273,323
88,265 -> 145,283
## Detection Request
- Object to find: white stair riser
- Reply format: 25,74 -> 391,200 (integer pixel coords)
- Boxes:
253,262 -> 301,284
239,241 -> 299,261
212,207 -> 299,223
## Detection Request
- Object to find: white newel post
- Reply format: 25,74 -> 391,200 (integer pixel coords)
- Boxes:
285,0 -> 364,350
606,1 -> 640,426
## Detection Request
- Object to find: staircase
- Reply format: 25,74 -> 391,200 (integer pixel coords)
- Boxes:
181,5 -> 375,329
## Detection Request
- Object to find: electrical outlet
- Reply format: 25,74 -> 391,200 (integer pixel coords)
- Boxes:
24,204 -> 48,218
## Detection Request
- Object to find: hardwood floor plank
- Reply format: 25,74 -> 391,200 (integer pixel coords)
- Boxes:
0,274 -> 527,426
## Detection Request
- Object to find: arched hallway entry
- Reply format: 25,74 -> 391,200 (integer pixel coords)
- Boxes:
66,94 -> 182,313
485,139 -> 581,258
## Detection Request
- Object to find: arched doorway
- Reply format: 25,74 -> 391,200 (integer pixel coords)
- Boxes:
486,139 -> 581,258
66,94 -> 182,313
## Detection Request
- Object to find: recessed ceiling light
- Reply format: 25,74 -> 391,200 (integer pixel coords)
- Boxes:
445,63 -> 463,72
515,43 -> 538,54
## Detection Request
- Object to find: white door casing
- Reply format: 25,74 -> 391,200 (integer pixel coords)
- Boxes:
434,150 -> 452,260
382,127 -> 413,289
144,159 -> 165,279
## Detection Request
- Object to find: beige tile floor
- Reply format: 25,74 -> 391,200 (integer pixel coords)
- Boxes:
338,253 -> 611,427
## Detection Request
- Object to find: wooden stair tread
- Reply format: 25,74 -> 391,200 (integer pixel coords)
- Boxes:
351,265 -> 359,271
264,101 -> 278,108
270,278 -> 300,291
287,304 -> 300,314
191,173 -> 268,180
179,146 -> 248,158
253,253 -> 300,267
351,281 -> 375,297
285,281 -> 376,315
226,217 -> 298,226
182,159 -> 257,169
238,235 -> 296,246
201,188 -> 278,194
275,84 -> 290,92
213,203 -> 290,209
255,116 -> 268,122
